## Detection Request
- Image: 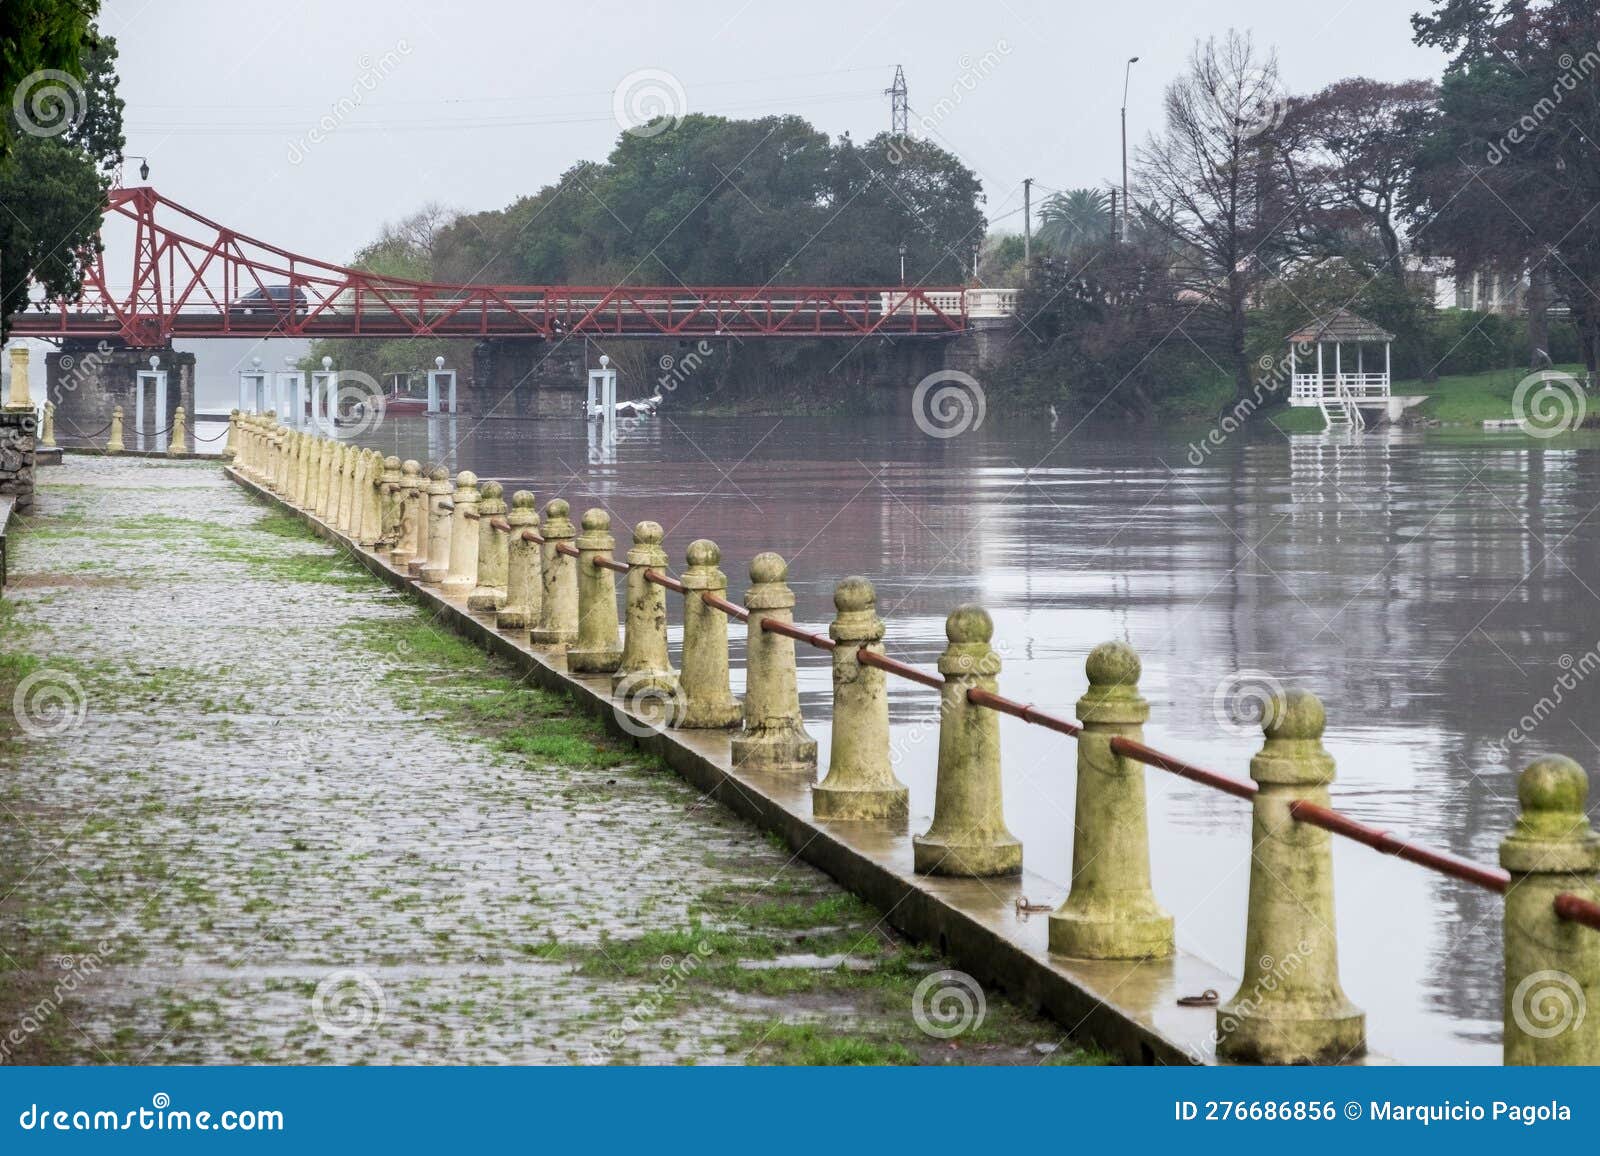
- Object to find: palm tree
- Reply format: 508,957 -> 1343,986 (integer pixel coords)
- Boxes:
1035,188 -> 1111,255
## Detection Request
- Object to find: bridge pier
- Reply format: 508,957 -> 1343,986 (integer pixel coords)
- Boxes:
46,343 -> 195,447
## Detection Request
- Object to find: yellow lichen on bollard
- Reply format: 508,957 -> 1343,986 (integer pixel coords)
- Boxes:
812,577 -> 908,822
419,466 -> 453,584
612,520 -> 675,702
529,499 -> 579,647
7,345 -> 30,409
1049,642 -> 1174,960
169,406 -> 187,455
293,431 -> 311,506
337,445 -> 361,536
40,400 -> 56,449
441,470 -> 481,598
391,460 -> 424,568
468,481 -> 509,611
732,552 -> 817,773
672,539 -> 742,729
107,405 -> 125,453
567,508 -> 623,673
222,409 -> 239,462
1500,755 -> 1600,1066
1217,689 -> 1365,1065
497,491 -> 542,630
317,437 -> 335,519
913,605 -> 1021,877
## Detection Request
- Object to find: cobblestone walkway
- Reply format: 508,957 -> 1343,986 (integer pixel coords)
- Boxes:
0,457 -> 1095,1066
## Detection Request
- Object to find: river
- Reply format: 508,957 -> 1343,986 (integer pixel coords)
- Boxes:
352,410 -> 1600,1064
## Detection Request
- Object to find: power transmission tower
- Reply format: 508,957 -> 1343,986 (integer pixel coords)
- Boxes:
886,65 -> 908,136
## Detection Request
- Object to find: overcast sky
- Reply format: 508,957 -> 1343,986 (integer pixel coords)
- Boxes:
102,0 -> 1448,264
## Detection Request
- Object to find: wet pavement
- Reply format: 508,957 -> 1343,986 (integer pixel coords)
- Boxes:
0,456 -> 1089,1066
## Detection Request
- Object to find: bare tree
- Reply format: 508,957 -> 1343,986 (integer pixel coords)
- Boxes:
1136,30 -> 1292,403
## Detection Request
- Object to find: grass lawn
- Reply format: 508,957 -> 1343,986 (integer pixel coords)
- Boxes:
1265,362 -> 1592,434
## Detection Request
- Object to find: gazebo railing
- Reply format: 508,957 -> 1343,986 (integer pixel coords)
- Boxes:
1290,372 -> 1391,401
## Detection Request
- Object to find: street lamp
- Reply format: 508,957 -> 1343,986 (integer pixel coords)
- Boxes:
898,241 -> 907,285
1121,56 -> 1139,243
124,155 -> 150,183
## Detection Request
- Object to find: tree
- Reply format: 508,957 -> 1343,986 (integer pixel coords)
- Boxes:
1135,30 -> 1295,405
1406,1 -> 1600,381
0,0 -> 98,161
0,29 -> 122,342
1036,189 -> 1110,257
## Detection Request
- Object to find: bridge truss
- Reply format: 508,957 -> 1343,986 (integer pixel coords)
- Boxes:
12,187 -> 972,348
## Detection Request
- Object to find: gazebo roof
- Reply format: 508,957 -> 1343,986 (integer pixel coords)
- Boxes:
1286,308 -> 1395,345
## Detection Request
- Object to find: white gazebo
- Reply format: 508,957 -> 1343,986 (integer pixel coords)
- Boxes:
1287,309 -> 1394,406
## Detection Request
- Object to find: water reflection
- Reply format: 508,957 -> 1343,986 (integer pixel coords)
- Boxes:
353,412 -> 1600,1063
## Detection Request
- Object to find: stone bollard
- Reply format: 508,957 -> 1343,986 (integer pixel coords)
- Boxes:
330,442 -> 349,529
468,481 -> 510,611
293,431 -> 311,506
612,520 -> 675,700
913,605 -> 1021,877
672,539 -> 743,729
1217,690 -> 1365,1065
378,455 -> 404,548
317,437 -> 335,519
374,451 -> 400,547
356,449 -> 382,548
40,400 -> 56,449
1049,642 -> 1174,959
567,508 -> 623,673
1500,755 -> 1600,1066
169,406 -> 187,455
732,553 -> 817,773
337,445 -> 361,536
812,577 -> 909,822
497,491 -> 542,630
222,409 -> 239,462
391,460 -> 424,568
107,405 -> 125,453
441,470 -> 481,598
419,466 -> 453,583
530,499 -> 578,647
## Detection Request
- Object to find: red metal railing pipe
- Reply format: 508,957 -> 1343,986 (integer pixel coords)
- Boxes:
1554,891 -> 1600,933
595,556 -> 628,574
521,530 -> 544,544
1109,735 -> 1259,801
856,647 -> 943,690
1287,800 -> 1510,893
966,688 -> 1082,737
555,542 -> 579,558
699,591 -> 750,623
489,517 -> 511,533
757,616 -> 837,652
644,568 -> 686,594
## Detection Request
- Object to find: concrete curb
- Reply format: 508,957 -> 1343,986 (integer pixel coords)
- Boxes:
228,465 -> 1253,1066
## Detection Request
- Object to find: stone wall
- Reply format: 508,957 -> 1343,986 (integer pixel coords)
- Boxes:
46,343 -> 196,446
0,409 -> 37,514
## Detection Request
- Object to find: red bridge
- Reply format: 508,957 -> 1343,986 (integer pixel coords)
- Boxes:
12,187 -> 1004,349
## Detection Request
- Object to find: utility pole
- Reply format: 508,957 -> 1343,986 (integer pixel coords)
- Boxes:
886,65 -> 908,137
1121,56 -> 1139,243
1023,177 -> 1032,270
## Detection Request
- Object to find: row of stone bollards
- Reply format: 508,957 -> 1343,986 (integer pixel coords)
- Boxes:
228,413 -> 1600,1067
101,403 -> 189,454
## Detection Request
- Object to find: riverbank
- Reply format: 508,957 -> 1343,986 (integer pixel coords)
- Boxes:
0,456 -> 1102,1066
1267,362 -> 1593,434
